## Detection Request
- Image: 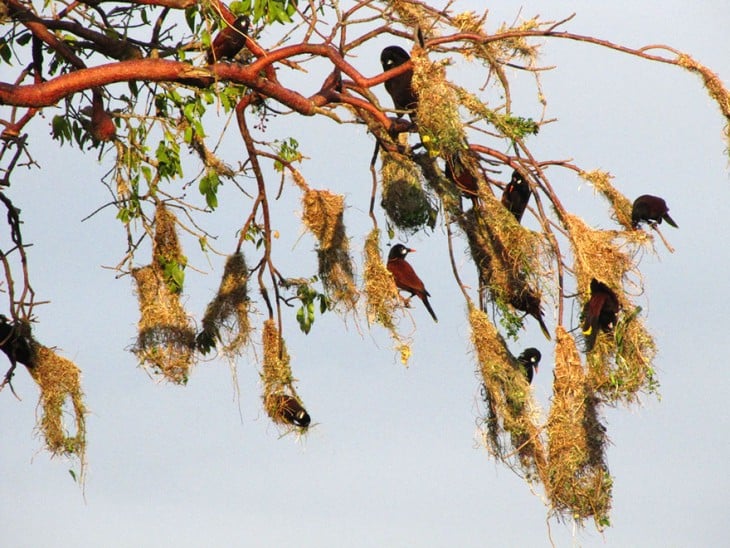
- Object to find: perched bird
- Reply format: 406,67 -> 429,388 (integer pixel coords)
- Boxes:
501,169 -> 532,222
271,394 -> 311,428
207,16 -> 249,63
380,46 -> 418,118
631,194 -> 678,229
518,347 -> 542,384
581,279 -> 620,352
387,244 -> 438,322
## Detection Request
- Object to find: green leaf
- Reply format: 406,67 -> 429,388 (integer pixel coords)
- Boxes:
199,170 -> 221,209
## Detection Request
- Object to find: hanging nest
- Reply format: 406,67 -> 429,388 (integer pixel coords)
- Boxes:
361,229 -> 412,365
585,306 -> 658,405
546,327 -> 612,529
460,200 -> 550,335
153,203 -> 187,293
301,189 -> 358,311
563,214 -> 657,403
261,319 -> 309,431
380,150 -> 438,232
411,50 -> 466,158
470,305 -> 546,478
27,342 -> 87,461
197,252 -> 252,357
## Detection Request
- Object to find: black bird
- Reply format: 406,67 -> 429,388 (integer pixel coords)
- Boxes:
387,244 -> 438,322
518,348 -> 542,384
631,194 -> 678,229
501,169 -> 532,222
271,394 -> 311,428
380,46 -> 418,118
581,279 -> 620,352
0,315 -> 34,368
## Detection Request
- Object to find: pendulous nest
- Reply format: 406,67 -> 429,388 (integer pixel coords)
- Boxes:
261,319 -> 309,431
470,305 -> 546,477
27,342 -> 87,461
546,327 -> 612,529
301,189 -> 358,311
197,252 -> 252,356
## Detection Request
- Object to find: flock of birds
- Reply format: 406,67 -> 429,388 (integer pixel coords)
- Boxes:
379,45 -> 679,386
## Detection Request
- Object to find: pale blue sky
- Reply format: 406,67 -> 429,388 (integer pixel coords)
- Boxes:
2,2 -> 728,546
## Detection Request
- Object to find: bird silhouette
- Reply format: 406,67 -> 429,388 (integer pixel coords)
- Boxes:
501,170 -> 532,222
387,244 -> 438,322
631,194 -> 678,229
581,279 -> 620,351
380,46 -> 418,118
517,347 -> 542,384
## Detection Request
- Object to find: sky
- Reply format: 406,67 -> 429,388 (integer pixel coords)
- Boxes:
2,1 -> 729,547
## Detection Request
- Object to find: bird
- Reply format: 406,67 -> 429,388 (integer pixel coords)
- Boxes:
631,194 -> 678,229
387,244 -> 438,322
581,279 -> 620,351
501,169 -> 532,222
517,347 -> 542,384
271,394 -> 311,428
380,46 -> 418,118
444,153 -> 479,200
207,16 -> 249,63
0,315 -> 34,368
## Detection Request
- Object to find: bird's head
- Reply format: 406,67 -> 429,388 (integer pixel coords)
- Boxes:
388,243 -> 415,261
519,347 -> 542,372
381,46 -> 411,71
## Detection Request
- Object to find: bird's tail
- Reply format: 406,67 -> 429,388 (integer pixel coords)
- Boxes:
535,313 -> 551,340
663,213 -> 679,228
422,295 -> 438,323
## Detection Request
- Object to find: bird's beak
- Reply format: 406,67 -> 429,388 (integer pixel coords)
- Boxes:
408,248 -> 416,253
534,365 -> 539,375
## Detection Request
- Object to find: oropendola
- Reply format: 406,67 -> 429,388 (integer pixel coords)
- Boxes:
271,394 -> 311,428
631,194 -> 678,229
517,348 -> 542,384
380,46 -> 418,119
387,244 -> 438,322
501,169 -> 531,223
581,279 -> 620,352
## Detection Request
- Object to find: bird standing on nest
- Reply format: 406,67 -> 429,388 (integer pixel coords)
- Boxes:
518,348 -> 542,384
387,244 -> 438,322
581,279 -> 620,352
631,194 -> 678,229
380,46 -> 418,119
